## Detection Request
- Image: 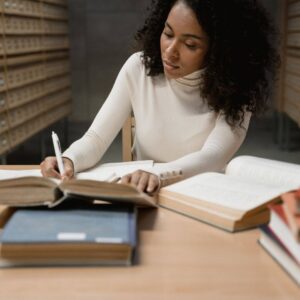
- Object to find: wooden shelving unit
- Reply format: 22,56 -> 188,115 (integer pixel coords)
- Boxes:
276,0 -> 300,149
0,0 -> 71,157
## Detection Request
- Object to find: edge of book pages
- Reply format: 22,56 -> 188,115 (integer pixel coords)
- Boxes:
0,160 -> 157,208
258,226 -> 300,286
0,177 -> 157,208
158,189 -> 273,232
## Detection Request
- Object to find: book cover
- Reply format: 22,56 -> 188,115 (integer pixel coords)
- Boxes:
282,192 -> 300,242
0,201 -> 137,267
258,226 -> 300,286
268,203 -> 300,264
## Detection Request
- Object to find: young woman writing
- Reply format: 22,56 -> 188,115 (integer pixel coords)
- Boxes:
41,0 -> 280,193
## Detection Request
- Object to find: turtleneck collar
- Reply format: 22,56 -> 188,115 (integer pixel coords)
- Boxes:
172,68 -> 205,88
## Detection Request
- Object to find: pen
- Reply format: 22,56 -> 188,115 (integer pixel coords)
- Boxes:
52,131 -> 65,175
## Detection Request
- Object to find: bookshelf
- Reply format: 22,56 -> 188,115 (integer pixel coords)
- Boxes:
276,0 -> 300,149
0,0 -> 71,158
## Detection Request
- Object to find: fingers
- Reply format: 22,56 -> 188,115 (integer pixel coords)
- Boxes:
136,172 -> 149,193
121,173 -> 131,185
40,156 -> 74,180
40,156 -> 61,179
61,157 -> 74,180
121,170 -> 160,194
147,175 -> 160,193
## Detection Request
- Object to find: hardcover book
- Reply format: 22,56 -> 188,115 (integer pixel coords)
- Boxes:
158,156 -> 300,232
282,192 -> 300,242
0,160 -> 157,208
0,176 -> 156,208
0,201 -> 137,267
267,203 -> 300,264
258,226 -> 300,286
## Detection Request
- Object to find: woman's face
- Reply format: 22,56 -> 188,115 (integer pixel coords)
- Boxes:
160,1 -> 209,79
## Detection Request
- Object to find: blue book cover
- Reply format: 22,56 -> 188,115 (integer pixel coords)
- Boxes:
0,202 -> 136,247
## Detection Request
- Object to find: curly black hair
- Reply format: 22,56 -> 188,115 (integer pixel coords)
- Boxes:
135,0 -> 280,127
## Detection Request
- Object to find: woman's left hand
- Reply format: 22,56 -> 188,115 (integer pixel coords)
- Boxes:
121,170 -> 160,194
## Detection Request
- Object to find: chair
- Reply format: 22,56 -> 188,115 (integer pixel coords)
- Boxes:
122,116 -> 135,161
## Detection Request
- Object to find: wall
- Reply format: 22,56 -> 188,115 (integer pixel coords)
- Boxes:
68,0 -> 150,122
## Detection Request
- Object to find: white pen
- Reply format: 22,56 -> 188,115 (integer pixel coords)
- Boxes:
52,131 -> 65,175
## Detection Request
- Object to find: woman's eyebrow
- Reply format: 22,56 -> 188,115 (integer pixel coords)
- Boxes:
165,22 -> 205,40
165,22 -> 173,31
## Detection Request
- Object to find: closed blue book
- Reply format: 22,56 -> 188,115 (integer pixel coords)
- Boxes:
0,201 -> 137,267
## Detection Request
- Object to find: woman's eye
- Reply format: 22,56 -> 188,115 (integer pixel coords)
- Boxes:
186,44 -> 198,50
163,32 -> 173,38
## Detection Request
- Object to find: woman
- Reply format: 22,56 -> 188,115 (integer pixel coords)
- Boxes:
41,0 -> 280,193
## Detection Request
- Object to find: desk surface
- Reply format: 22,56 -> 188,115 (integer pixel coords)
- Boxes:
0,166 -> 299,299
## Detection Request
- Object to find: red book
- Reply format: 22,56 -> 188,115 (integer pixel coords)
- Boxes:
268,203 -> 300,264
282,192 -> 300,242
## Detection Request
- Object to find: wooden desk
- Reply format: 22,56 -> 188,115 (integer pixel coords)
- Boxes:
0,167 -> 299,299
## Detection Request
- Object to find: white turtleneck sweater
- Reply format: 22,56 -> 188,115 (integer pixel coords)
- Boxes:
63,52 -> 251,183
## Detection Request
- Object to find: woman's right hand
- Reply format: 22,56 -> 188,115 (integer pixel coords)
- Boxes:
40,156 -> 74,180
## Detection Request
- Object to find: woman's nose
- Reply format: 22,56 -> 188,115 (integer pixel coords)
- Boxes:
165,40 -> 179,60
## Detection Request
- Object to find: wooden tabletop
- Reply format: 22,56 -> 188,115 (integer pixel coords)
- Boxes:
0,166 -> 299,299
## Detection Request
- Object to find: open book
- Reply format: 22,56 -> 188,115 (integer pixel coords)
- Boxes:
158,156 -> 300,232
1,156 -> 300,232
0,161 -> 156,208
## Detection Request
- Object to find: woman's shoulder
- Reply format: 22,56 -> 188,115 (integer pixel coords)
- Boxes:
122,52 -> 144,74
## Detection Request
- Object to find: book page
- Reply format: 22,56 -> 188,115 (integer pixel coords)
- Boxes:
164,172 -> 289,212
0,161 -> 153,183
76,160 -> 154,181
0,169 -> 42,180
226,156 -> 300,190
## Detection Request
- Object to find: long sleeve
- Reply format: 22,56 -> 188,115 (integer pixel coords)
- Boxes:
149,112 -> 251,186
63,58 -> 133,172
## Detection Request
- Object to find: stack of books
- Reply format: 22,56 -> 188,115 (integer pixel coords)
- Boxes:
258,191 -> 300,286
0,161 -> 159,268
0,201 -> 137,267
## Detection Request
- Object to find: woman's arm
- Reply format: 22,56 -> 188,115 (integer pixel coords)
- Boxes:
62,57 -> 138,173
150,112 -> 252,186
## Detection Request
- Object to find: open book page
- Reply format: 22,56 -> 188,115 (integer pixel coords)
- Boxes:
0,161 -> 153,183
226,156 -> 300,190
163,172 -> 288,212
76,160 -> 154,181
0,169 -> 42,180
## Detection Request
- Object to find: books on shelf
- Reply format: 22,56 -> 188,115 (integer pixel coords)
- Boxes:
0,201 -> 137,267
158,156 -> 300,232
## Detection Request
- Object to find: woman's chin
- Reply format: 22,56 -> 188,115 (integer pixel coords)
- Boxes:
164,68 -> 181,79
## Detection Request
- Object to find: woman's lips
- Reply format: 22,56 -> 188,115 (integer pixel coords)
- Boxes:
163,60 -> 179,71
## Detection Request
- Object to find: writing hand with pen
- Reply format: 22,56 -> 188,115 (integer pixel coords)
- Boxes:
40,157 -> 160,194
40,131 -> 74,180
40,156 -> 74,181
40,131 -> 160,193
